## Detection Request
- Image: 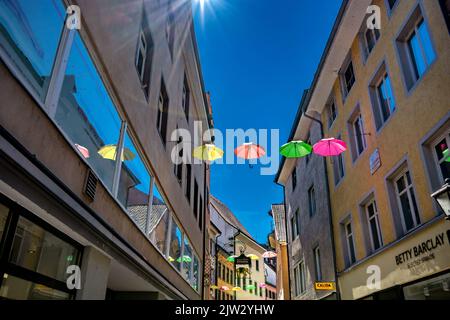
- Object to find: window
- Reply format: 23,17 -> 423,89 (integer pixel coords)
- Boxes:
0,200 -> 81,300
340,57 -> 355,99
396,9 -> 436,90
394,170 -> 421,232
117,131 -> 152,233
327,99 -> 338,128
256,260 -> 260,272
293,263 -> 302,296
182,237 -> 192,281
298,261 -> 306,294
387,0 -> 398,11
174,130 -> 183,185
291,168 -> 297,191
186,164 -> 192,203
333,136 -> 345,185
348,110 -> 367,160
344,220 -> 356,266
157,79 -> 169,144
305,136 -> 312,165
169,219 -> 182,271
0,0 -> 65,102
313,246 -> 322,281
431,133 -> 450,184
439,0 -> 450,33
165,5 -> 175,60
291,209 -> 299,240
308,186 -> 316,218
149,184 -> 170,255
365,199 -> 383,251
370,66 -> 396,130
182,75 -> 190,122
361,25 -> 380,61
193,179 -> 199,219
135,12 -> 154,98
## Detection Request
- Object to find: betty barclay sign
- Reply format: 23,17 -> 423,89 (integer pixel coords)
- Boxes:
395,230 -> 450,266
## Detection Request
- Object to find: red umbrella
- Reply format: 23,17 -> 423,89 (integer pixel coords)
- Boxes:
75,144 -> 90,159
313,138 -> 347,157
234,143 -> 266,159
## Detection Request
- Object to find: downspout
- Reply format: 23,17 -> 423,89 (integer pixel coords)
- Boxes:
303,112 -> 341,300
274,180 -> 292,300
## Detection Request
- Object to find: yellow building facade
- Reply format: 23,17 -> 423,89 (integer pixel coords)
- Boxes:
291,0 -> 450,299
216,248 -> 236,300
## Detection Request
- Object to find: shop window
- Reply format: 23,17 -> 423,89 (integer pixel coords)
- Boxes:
0,275 -> 70,300
55,32 -> 122,192
182,236 -> 192,281
396,7 -> 436,91
168,218 -> 182,271
369,63 -> 396,130
0,0 -> 65,101
148,184 -> 170,255
117,131 -> 152,233
403,273 -> 450,300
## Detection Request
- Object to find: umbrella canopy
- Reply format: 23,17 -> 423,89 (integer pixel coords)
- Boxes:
232,287 -> 242,291
313,138 -> 347,157
75,144 -> 90,159
168,256 -> 175,262
193,144 -> 224,162
220,286 -> 230,291
227,255 -> 237,262
210,285 -> 220,290
98,145 -> 136,161
176,255 -> 192,263
262,251 -> 277,259
245,285 -> 256,290
258,283 -> 267,288
246,254 -> 259,260
443,148 -> 450,163
234,143 -> 266,160
279,140 -> 312,158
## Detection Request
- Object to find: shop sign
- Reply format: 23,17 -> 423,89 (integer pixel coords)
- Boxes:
314,282 -> 336,291
234,254 -> 251,266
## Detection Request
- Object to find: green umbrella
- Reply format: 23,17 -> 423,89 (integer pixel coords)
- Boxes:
443,148 -> 450,163
280,140 -> 312,158
246,285 -> 256,290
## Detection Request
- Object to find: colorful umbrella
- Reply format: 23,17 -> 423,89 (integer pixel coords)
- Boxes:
220,286 -> 230,291
279,140 -> 312,158
168,256 -> 175,262
313,138 -> 347,157
232,287 -> 242,291
227,255 -> 237,262
234,143 -> 266,160
75,144 -> 90,158
443,148 -> 450,163
210,285 -> 220,290
193,144 -> 224,162
246,254 -> 259,260
258,283 -> 267,288
98,145 -> 136,161
246,285 -> 256,290
262,251 -> 277,259
176,255 -> 192,263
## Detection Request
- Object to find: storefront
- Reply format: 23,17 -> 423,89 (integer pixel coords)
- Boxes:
0,194 -> 82,300
338,218 -> 450,300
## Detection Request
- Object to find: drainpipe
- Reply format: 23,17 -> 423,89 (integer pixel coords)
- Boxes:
303,112 -> 341,300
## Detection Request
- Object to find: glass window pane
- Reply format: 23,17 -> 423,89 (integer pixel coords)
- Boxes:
409,33 -> 426,77
149,185 -> 169,255
168,219 -> 182,270
55,33 -> 122,192
192,255 -> 199,291
118,132 -> 151,233
182,237 -> 192,281
0,0 -> 65,100
9,216 -> 79,282
0,202 -> 9,244
0,274 -> 69,300
385,75 -> 396,113
370,218 -> 381,250
396,176 -> 406,192
400,193 -> 414,231
418,22 -> 436,65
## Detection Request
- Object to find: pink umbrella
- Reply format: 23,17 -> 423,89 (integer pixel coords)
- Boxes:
259,283 -> 267,289
234,143 -> 266,159
75,144 -> 90,158
220,286 -> 230,291
313,138 -> 347,157
262,251 -> 277,259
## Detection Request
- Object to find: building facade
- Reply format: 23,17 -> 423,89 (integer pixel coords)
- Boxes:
0,0 -> 212,300
275,90 -> 338,300
286,0 -> 450,300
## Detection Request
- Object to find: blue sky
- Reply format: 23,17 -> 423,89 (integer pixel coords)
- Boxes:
193,0 -> 342,243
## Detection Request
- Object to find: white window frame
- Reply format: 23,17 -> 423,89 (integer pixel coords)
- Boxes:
135,30 -> 147,83
394,169 -> 421,233
340,56 -> 355,100
345,220 -> 356,265
376,73 -> 396,123
352,113 -> 367,156
365,199 -> 383,252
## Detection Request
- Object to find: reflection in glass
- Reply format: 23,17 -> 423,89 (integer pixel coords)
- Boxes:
55,33 -> 121,191
9,216 -> 79,282
192,255 -> 199,291
183,237 -> 192,281
118,132 -> 151,232
169,220 -> 182,271
0,274 -> 69,300
149,185 -> 169,255
0,0 -> 65,100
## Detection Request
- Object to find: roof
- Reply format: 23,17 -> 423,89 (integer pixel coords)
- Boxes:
209,195 -> 252,238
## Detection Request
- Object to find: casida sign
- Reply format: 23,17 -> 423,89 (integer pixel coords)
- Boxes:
337,219 -> 450,300
314,282 -> 336,291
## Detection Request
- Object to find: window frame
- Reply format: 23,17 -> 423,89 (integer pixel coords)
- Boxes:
365,198 -> 383,252
313,246 -> 322,282
394,169 -> 421,233
308,186 -> 316,218
340,55 -> 356,101
344,219 -> 357,266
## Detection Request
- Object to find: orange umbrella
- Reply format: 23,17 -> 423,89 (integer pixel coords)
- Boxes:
234,143 -> 266,159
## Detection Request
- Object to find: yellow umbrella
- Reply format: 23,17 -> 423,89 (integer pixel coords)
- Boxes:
193,144 -> 224,162
232,287 -> 242,291
98,145 -> 136,162
210,285 -> 219,290
246,254 -> 259,260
